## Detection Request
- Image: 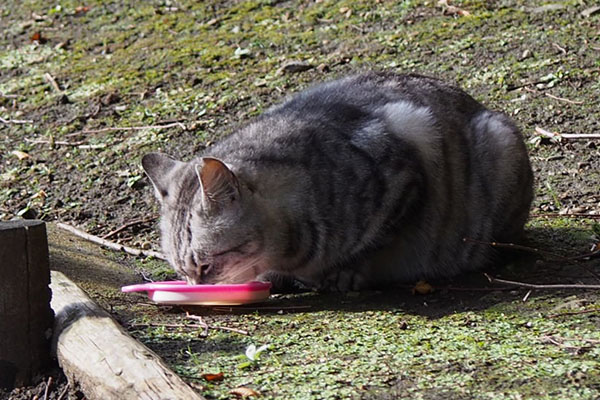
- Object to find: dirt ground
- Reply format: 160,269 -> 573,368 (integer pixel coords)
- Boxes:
1,0 -> 599,399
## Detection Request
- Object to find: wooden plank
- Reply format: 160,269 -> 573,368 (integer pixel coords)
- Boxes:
0,220 -> 53,388
50,270 -> 204,400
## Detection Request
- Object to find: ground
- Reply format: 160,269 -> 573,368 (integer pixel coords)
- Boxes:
1,0 -> 599,399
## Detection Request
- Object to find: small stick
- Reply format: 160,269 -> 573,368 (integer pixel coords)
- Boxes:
25,138 -> 106,149
484,273 -> 600,290
544,92 -> 584,105
531,213 -> 600,220
0,116 -> 33,124
185,312 -> 249,335
44,72 -> 62,93
464,237 -> 600,262
130,322 -> 205,330
552,42 -> 567,54
535,126 -> 600,140
57,222 -> 166,260
523,87 -> 584,105
0,91 -> 18,98
463,237 -> 573,262
549,336 -> 600,344
57,383 -> 69,400
102,216 -> 158,240
43,376 -> 53,400
522,290 -> 532,302
442,286 -> 513,292
211,305 -> 313,312
65,122 -> 186,137
548,308 -> 599,318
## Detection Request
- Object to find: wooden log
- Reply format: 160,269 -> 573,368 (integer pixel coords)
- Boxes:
50,271 -> 205,400
0,220 -> 53,389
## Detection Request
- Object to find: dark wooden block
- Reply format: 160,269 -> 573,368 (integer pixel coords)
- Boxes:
0,220 -> 54,388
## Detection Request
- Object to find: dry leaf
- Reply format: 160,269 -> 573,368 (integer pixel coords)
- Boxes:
75,6 -> 90,15
11,150 -> 31,160
30,31 -> 47,44
31,190 -> 47,200
201,372 -> 224,382
412,280 -> 434,295
437,0 -> 470,16
230,387 -> 260,398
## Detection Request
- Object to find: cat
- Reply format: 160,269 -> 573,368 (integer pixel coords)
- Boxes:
142,72 -> 533,291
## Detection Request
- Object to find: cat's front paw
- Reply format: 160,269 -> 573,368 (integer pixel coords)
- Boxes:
321,268 -> 369,292
257,271 -> 312,294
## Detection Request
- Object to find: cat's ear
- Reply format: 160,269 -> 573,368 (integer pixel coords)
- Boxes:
195,157 -> 240,210
142,152 -> 182,201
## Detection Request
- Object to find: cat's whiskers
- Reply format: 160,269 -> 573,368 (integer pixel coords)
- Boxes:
219,255 -> 265,283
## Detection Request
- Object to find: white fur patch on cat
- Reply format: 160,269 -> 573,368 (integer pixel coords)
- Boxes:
382,101 -> 440,166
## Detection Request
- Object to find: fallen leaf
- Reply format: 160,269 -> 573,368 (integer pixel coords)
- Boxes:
11,150 -> 31,160
200,372 -> 224,382
31,190 -> 47,200
75,6 -> 90,15
412,280 -> 434,295
437,0 -> 470,16
245,344 -> 269,361
205,17 -> 218,26
339,7 -> 352,18
30,31 -> 47,44
230,387 -> 260,398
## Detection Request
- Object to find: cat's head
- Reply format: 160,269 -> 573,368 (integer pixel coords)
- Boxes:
142,153 -> 267,284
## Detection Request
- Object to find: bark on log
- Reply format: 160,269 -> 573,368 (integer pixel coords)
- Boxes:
50,270 -> 204,400
0,220 -> 53,389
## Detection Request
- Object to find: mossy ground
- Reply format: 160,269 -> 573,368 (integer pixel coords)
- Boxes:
1,0 -> 599,399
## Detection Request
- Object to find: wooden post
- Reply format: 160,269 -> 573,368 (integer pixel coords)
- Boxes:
50,271 -> 205,400
0,220 -> 54,388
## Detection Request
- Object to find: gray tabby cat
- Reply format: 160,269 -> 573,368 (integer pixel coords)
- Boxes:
142,72 -> 533,291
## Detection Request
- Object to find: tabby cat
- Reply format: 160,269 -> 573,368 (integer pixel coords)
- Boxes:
142,72 -> 533,291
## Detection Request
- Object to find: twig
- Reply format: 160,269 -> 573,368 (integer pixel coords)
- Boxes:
548,308 -> 599,318
0,116 -> 33,124
130,322 -> 204,329
535,126 -> 600,140
440,286 -> 512,292
552,42 -> 567,54
531,213 -> 600,220
139,269 -> 155,283
102,216 -> 158,240
484,273 -> 600,290
43,376 -> 52,400
522,290 -> 532,302
57,222 -> 166,260
539,335 -> 585,351
463,237 -> 574,262
540,335 -> 600,352
544,92 -> 584,105
185,312 -> 249,335
0,91 -> 18,98
211,305 -> 313,312
523,87 -> 583,105
57,383 -> 69,400
65,122 -> 187,137
44,72 -> 62,93
129,322 -> 210,338
549,336 -> 600,344
25,138 -> 106,149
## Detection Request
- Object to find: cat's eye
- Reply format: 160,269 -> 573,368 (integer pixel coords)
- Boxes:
212,240 -> 251,257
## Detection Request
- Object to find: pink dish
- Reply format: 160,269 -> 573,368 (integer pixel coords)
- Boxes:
121,281 -> 272,305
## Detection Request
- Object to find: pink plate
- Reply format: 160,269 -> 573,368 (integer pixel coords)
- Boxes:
121,281 -> 272,305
